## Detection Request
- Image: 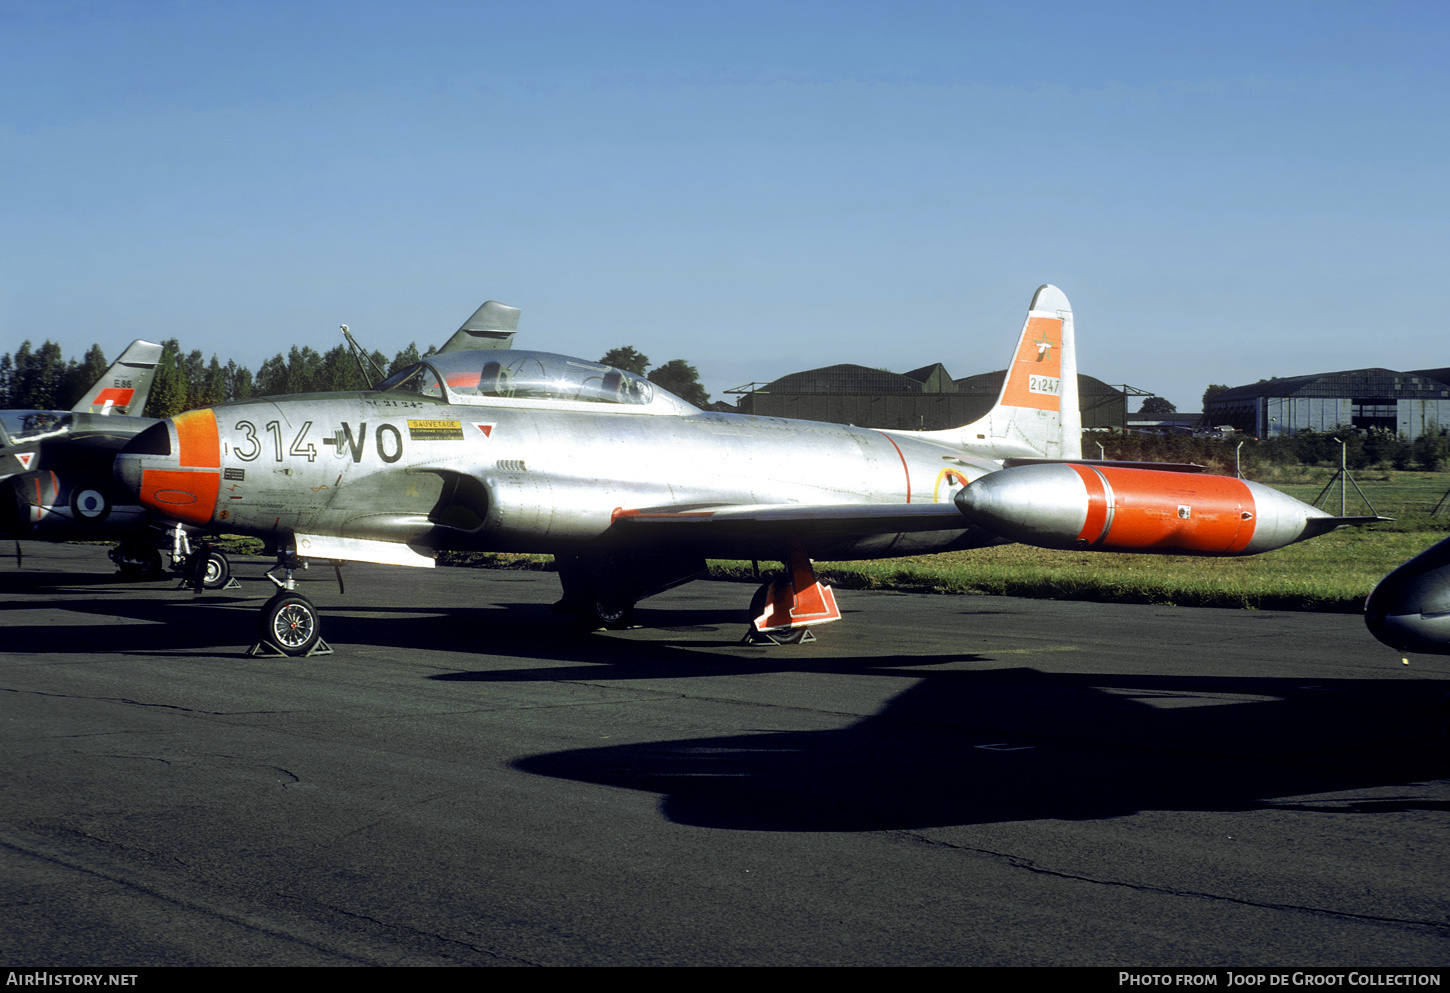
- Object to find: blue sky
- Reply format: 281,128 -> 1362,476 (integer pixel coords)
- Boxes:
3,0 -> 1446,411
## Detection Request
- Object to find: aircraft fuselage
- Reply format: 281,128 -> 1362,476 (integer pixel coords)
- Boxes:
122,386 -> 1001,564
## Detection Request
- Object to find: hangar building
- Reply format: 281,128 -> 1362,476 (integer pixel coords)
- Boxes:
729,364 -> 1127,431
1204,369 -> 1450,439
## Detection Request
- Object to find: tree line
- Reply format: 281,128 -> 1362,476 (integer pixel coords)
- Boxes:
598,347 -> 709,408
0,337 -> 435,419
0,338 -> 712,418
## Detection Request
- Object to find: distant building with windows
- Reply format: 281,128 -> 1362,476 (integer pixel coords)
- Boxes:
1204,369 -> 1450,439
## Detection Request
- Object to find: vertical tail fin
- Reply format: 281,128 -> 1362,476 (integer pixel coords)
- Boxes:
71,340 -> 166,416
912,284 -> 1080,461
437,300 -> 521,353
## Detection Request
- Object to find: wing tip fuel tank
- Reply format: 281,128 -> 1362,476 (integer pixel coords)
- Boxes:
953,462 -> 1341,556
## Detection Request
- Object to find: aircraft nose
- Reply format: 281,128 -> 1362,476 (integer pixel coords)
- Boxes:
1364,535 -> 1450,655
116,409 -> 222,526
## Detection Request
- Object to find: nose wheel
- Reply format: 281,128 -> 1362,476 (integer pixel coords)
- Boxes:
250,591 -> 332,658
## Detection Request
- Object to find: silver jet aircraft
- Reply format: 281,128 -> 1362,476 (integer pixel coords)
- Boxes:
115,285 -> 1367,655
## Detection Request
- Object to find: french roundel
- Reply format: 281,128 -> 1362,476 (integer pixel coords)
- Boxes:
72,488 -> 111,521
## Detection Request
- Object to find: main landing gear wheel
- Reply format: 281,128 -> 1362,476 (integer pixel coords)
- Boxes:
743,580 -> 813,645
113,541 -> 163,581
185,547 -> 232,590
257,592 -> 322,657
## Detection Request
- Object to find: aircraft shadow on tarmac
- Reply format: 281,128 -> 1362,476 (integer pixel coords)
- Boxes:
0,568 -> 167,593
513,669 -> 1450,832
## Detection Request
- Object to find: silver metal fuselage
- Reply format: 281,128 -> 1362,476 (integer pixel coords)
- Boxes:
192,386 -> 999,562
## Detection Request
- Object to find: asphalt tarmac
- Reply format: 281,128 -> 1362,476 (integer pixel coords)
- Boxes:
2,543 -> 1446,967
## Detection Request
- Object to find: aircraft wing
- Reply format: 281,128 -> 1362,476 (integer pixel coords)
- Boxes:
610,502 -> 969,539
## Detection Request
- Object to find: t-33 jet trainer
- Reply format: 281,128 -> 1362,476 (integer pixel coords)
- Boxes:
116,285 -> 1373,655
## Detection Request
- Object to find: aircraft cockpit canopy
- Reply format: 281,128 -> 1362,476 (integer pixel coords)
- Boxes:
0,410 -> 73,445
376,350 -> 695,413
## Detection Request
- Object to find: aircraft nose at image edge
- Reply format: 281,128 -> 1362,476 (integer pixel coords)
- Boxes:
1364,535 -> 1450,654
116,409 -> 222,526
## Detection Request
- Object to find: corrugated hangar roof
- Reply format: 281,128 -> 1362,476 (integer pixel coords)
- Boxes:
759,364 -> 926,394
1408,368 -> 1450,389
1213,369 -> 1450,401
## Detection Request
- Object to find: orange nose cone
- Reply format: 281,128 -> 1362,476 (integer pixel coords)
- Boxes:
135,409 -> 222,526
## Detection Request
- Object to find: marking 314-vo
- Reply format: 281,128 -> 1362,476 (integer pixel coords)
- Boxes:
233,420 -> 406,465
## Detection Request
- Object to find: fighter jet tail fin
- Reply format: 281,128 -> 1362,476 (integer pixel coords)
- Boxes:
898,284 -> 1081,461
71,339 -> 166,416
437,300 -> 521,353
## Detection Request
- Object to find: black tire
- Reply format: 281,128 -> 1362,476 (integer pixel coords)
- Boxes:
186,548 -> 231,590
591,597 -> 634,630
202,550 -> 231,589
258,593 -> 321,656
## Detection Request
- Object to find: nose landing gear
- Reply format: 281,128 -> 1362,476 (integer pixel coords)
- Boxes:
247,544 -> 334,658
